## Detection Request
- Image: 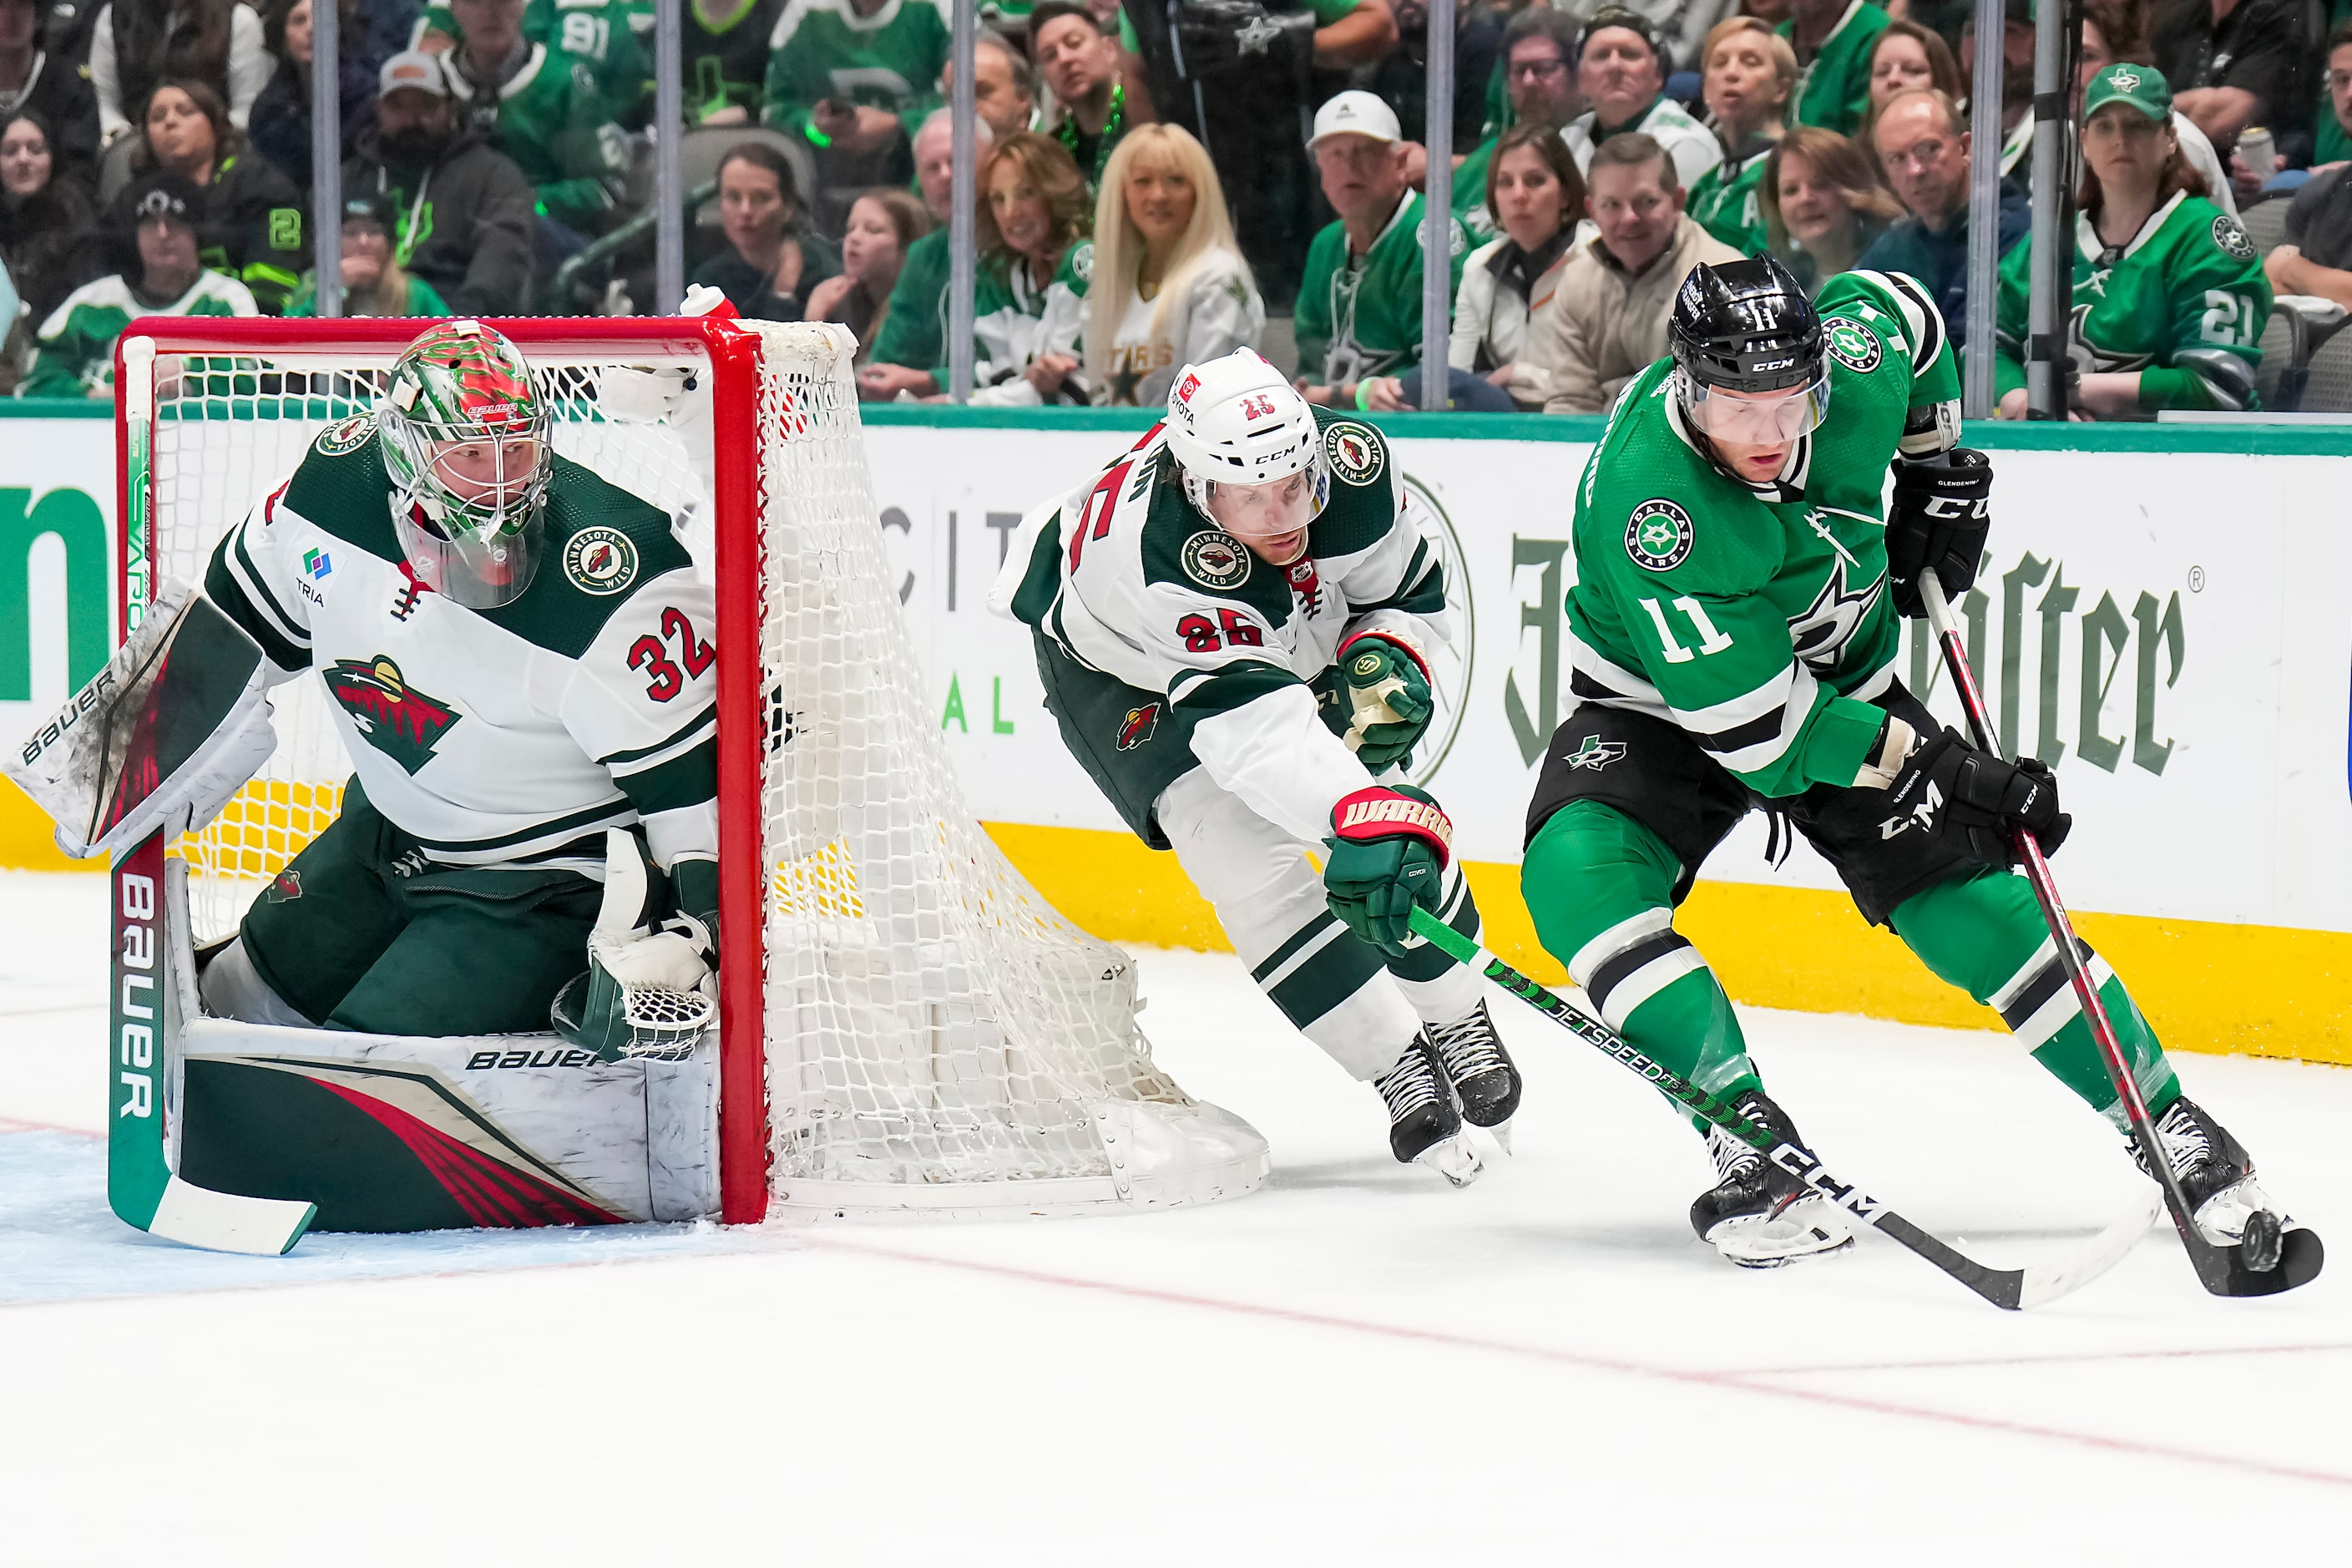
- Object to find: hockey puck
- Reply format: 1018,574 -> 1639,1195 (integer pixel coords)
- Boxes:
2242,1209 -> 2284,1274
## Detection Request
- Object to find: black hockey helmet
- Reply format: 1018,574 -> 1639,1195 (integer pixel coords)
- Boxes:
1667,255 -> 1825,394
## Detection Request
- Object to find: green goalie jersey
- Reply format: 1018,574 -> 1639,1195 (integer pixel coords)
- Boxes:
1990,191 -> 2272,412
1564,268 -> 1960,799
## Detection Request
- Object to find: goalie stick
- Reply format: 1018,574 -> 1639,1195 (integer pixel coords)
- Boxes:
1404,904 -> 2157,1310
1918,575 -> 2323,1298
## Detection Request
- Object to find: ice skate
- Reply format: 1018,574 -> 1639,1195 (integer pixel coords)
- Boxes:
1689,1091 -> 1853,1267
1374,1037 -> 1484,1187
1425,999 -> 1520,1151
2132,1097 -> 2290,1265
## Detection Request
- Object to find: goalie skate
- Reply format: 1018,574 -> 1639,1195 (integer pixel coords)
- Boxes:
1690,1092 -> 1854,1267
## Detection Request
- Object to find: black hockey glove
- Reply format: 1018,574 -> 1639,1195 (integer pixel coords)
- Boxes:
1885,447 -> 1991,619
1881,727 -> 2071,868
1324,785 -> 1453,956
1174,0 -> 1314,72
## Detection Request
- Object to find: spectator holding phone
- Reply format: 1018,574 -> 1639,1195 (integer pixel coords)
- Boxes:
764,0 -> 950,222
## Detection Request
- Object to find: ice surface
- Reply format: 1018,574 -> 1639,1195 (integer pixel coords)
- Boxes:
1,870 -> 2345,1565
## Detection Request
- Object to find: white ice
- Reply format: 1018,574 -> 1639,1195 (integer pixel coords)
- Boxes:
1,868 -> 2345,1565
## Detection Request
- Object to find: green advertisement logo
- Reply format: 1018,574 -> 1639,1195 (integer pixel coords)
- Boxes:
0,486 -> 110,700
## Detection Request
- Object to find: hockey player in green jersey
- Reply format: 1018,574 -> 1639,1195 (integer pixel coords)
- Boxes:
178,319 -> 721,1044
1420,257 -> 2292,1265
994,348 -> 1520,1182
1992,63 -> 2271,418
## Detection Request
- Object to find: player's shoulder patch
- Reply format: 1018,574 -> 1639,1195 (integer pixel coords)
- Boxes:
1823,315 -> 1882,374
2210,210 -> 2256,262
480,454 -> 693,658
1178,529 -> 1251,590
313,412 -> 376,458
1623,498 -> 1695,572
1321,417 -> 1386,487
562,524 -> 640,595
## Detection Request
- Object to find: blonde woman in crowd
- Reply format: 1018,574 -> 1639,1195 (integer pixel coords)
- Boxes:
1038,124 -> 1263,406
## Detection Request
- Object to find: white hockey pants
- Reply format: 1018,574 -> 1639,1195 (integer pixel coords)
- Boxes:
1156,766 -> 1485,1081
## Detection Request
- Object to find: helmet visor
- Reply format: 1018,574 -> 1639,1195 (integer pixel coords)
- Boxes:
393,493 -> 543,609
1681,370 -> 1832,444
427,434 -> 548,534
1203,467 -> 1324,562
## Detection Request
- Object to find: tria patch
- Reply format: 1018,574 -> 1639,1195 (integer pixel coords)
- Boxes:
1562,735 -> 1627,771
323,656 -> 462,775
2212,213 -> 2256,261
1825,318 -> 1881,374
1323,420 -> 1384,486
1115,701 -> 1161,752
1625,499 -> 1694,572
563,525 -> 639,596
314,414 -> 374,457
1181,530 -> 1252,589
302,548 -> 332,580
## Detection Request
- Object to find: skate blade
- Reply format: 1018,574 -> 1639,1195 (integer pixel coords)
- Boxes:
1708,1199 -> 1855,1268
1471,1118 -> 1513,1157
1414,1133 -> 1486,1189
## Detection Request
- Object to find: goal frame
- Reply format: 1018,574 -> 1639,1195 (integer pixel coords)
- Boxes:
111,315 -> 776,1225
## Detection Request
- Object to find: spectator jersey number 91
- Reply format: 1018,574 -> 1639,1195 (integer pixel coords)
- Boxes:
201,416 -> 720,875
1565,269 -> 1961,800
1005,407 -> 1453,845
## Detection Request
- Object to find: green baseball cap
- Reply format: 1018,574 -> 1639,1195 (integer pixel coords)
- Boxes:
2084,62 -> 2172,123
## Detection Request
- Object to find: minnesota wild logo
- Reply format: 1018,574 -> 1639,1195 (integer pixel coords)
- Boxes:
323,656 -> 461,775
314,414 -> 375,456
1562,734 -> 1627,771
1115,701 -> 1161,752
1323,421 -> 1384,486
1825,319 -> 1881,373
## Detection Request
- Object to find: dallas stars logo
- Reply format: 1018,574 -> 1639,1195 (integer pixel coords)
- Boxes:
2110,68 -> 2141,90
1786,556 -> 1884,669
1562,735 -> 1627,771
323,656 -> 462,776
1235,13 -> 1284,53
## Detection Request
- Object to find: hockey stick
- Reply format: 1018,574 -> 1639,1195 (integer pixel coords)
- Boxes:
1404,906 -> 2152,1310
1918,574 -> 2320,1297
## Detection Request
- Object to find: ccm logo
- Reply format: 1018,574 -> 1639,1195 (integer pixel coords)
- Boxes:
1753,357 -> 1797,371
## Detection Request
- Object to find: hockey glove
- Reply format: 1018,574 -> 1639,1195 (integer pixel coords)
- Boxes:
552,831 -> 717,1061
1323,784 -> 1453,956
1338,633 -> 1434,773
1885,447 -> 1992,619
1882,727 -> 2071,868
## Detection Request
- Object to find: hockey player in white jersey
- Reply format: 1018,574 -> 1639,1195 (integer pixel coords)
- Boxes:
121,321 -> 717,1047
996,348 -> 1521,1181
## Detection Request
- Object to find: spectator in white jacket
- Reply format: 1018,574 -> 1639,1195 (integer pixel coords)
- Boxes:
1038,123 -> 1265,407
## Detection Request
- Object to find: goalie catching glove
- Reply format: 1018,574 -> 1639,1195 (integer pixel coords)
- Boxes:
1323,784 -> 1453,956
1336,632 -> 1434,772
552,829 -> 720,1061
6,581 -> 277,859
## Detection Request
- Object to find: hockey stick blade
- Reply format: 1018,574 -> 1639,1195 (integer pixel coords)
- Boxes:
1404,908 -> 2150,1310
1919,576 -> 2323,1299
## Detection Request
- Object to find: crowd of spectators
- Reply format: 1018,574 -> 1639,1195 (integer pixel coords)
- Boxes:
0,0 -> 2337,414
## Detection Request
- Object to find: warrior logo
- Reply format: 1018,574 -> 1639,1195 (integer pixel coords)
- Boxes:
1625,499 -> 1694,571
563,525 -> 640,596
1323,420 -> 1384,486
264,868 -> 303,903
1115,701 -> 1161,752
1562,735 -> 1627,771
1825,318 -> 1881,374
324,656 -> 462,775
1181,530 -> 1252,589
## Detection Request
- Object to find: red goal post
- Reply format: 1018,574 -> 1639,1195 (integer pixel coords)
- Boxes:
111,314 -> 1269,1227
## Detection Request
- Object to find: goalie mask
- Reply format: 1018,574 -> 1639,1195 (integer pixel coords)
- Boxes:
1162,348 -> 1328,565
378,320 -> 552,609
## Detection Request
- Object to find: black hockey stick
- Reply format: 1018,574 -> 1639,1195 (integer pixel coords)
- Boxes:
1404,906 -> 2154,1310
1919,574 -> 2321,1297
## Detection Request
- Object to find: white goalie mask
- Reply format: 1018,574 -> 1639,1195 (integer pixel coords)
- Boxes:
377,320 -> 552,609
1161,349 -> 1329,544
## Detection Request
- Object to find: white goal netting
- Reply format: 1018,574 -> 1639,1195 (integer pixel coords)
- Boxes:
131,320 -> 1268,1220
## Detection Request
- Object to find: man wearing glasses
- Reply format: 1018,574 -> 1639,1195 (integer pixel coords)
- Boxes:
1449,7 -> 1583,239
1859,85 -> 2030,349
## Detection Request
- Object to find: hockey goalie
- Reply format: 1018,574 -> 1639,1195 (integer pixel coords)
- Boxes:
12,319 -> 727,1228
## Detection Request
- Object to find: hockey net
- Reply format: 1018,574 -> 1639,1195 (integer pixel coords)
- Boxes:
121,316 -> 1267,1223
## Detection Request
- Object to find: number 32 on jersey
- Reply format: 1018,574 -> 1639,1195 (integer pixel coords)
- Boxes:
630,608 -> 715,701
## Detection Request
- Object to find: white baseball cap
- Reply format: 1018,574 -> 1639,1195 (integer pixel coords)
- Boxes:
378,49 -> 449,100
1308,90 -> 1401,149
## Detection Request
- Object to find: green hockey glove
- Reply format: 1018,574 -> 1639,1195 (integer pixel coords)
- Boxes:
1323,784 -> 1454,956
1338,633 -> 1434,773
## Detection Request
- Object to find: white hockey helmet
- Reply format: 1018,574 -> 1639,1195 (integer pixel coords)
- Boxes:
1161,348 -> 1329,520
